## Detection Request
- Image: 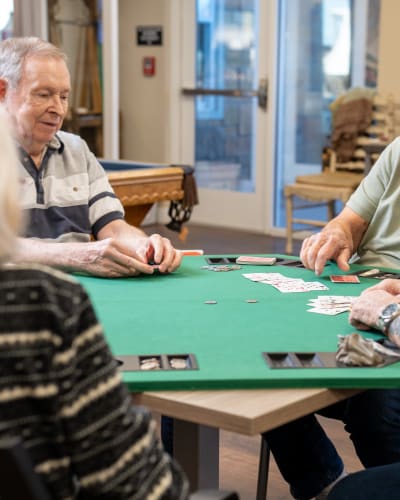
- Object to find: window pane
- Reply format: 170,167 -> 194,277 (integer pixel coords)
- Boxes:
0,0 -> 13,40
195,0 -> 258,192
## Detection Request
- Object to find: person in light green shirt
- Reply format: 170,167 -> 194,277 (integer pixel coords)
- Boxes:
301,136 -> 400,274
263,139 -> 400,500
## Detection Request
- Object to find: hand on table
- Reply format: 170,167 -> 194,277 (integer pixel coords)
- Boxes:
70,234 -> 182,278
360,278 -> 400,296
300,228 -> 352,276
134,233 -> 183,273
349,279 -> 400,331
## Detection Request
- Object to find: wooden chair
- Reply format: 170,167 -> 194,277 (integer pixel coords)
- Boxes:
0,439 -> 239,500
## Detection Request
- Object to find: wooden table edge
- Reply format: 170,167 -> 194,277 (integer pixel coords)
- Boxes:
132,387 -> 362,435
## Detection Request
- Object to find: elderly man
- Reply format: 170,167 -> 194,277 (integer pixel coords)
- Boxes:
300,136 -> 400,276
0,36 -> 181,277
261,136 -> 400,499
0,105 -> 189,499
326,279 -> 400,500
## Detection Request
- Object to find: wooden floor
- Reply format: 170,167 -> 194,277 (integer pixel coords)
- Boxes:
146,222 -> 363,500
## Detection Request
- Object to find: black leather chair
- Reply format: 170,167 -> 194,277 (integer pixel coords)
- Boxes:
0,439 -> 239,500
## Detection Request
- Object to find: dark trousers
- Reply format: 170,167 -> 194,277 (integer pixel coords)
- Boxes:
161,415 -> 174,455
263,389 -> 400,499
327,461 -> 400,500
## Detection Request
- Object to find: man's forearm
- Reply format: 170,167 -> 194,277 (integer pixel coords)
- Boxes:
97,219 -> 147,241
15,237 -> 95,273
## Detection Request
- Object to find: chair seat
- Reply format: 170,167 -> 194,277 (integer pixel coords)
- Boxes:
295,172 -> 364,188
283,173 -> 363,254
284,182 -> 356,203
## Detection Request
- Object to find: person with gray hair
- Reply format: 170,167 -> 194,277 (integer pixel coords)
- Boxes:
0,36 -> 182,277
0,106 -> 189,498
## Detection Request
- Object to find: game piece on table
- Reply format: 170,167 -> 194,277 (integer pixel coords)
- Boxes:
205,256 -> 238,265
351,268 -> 381,277
201,264 -> 241,272
180,249 -> 204,256
372,271 -> 400,280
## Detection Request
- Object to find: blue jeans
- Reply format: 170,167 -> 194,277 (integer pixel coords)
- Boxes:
263,389 -> 400,499
327,462 -> 400,500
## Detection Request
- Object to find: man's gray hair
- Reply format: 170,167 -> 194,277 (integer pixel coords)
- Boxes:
0,105 -> 23,262
0,37 -> 67,88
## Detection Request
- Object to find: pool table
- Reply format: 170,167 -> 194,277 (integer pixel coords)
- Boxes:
100,159 -> 186,226
77,256 -> 400,490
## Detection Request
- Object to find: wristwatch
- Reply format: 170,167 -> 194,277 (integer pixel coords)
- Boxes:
376,303 -> 400,334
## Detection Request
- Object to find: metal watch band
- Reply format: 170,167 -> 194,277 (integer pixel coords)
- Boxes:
384,310 -> 400,335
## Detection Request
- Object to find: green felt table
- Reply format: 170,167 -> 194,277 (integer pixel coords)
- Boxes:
77,255 -> 400,392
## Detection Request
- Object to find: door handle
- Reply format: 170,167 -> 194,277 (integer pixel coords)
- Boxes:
182,88 -> 257,97
182,78 -> 268,111
257,78 -> 268,111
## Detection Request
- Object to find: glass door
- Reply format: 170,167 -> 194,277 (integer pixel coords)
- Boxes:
177,0 -> 275,232
274,0 -> 381,229
0,1 -> 13,39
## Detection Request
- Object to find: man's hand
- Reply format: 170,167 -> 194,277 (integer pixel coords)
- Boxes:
349,289 -> 397,331
299,207 -> 368,275
125,233 -> 182,274
79,235 -> 182,277
360,278 -> 400,296
75,238 -> 154,277
300,228 -> 352,276
349,280 -> 400,331
97,220 -> 182,275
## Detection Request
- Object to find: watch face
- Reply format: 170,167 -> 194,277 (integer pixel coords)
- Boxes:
377,303 -> 400,332
382,303 -> 400,319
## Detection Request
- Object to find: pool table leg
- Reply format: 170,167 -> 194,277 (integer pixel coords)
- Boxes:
173,418 -> 219,491
124,204 -> 153,227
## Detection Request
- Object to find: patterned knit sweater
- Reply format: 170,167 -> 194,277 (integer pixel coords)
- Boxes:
0,264 -> 189,499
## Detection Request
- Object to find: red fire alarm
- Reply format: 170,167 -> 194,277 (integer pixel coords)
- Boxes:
143,56 -> 156,76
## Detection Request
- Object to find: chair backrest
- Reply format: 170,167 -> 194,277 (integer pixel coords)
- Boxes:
326,90 -> 396,176
0,439 -> 52,500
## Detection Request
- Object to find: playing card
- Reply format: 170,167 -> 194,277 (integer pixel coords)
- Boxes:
272,282 -> 309,293
306,295 -> 355,315
242,272 -> 285,282
330,275 -> 360,283
242,272 -> 330,293
303,282 -> 329,291
307,306 -> 350,315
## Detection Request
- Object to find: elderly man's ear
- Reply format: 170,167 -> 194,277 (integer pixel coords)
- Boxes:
0,79 -> 7,100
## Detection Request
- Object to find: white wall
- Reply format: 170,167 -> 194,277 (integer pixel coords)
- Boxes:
119,0 -> 170,162
378,0 -> 400,99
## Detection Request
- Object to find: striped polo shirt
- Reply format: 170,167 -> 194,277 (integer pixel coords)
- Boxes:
19,131 -> 124,242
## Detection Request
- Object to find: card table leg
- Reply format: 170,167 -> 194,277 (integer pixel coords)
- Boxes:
173,418 -> 219,491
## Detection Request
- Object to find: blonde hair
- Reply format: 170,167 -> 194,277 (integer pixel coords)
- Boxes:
0,106 -> 23,262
